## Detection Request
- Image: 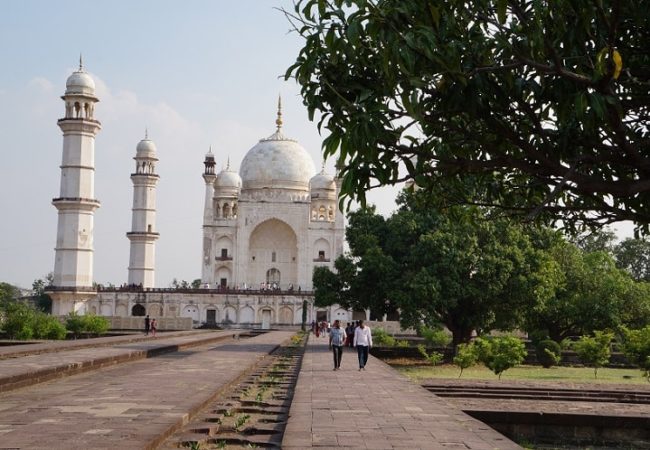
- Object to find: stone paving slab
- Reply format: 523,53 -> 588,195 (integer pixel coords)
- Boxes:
0,331 -> 235,393
0,330 -> 293,449
282,334 -> 521,449
0,329 -> 214,360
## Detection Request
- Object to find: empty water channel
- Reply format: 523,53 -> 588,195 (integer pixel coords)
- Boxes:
161,332 -> 305,449
421,382 -> 650,449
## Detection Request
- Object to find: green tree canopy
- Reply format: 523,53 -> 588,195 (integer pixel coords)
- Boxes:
313,191 -> 554,345
524,229 -> 650,340
614,237 -> 650,282
286,0 -> 650,233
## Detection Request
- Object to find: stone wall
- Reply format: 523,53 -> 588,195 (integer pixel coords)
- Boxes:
106,316 -> 192,331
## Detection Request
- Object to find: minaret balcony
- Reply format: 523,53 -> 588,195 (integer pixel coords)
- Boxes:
52,197 -> 100,210
126,231 -> 160,241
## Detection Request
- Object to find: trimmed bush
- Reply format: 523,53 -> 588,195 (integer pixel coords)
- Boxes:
536,339 -> 562,368
573,331 -> 613,379
474,336 -> 527,380
453,342 -> 479,378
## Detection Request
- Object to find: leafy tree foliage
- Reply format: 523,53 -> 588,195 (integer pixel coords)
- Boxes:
614,237 -> 650,282
571,228 -> 617,254
32,273 -> 53,313
285,0 -> 650,232
0,282 -> 20,304
620,326 -> 650,381
573,331 -> 613,379
313,191 -> 552,346
524,228 -> 650,340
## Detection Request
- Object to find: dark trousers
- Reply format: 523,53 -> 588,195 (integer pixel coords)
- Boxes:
332,345 -> 343,368
357,345 -> 369,368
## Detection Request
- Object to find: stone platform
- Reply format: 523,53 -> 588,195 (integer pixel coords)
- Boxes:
0,330 -> 235,393
282,334 -> 521,449
0,330 -> 292,449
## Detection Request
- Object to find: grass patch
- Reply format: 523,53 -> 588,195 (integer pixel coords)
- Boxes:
396,363 -> 649,385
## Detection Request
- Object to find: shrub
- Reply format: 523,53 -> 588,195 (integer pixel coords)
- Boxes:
65,312 -> 85,339
573,331 -> 613,379
536,339 -> 562,368
620,326 -> 650,382
83,314 -> 109,336
2,302 -> 66,341
453,342 -> 478,378
65,313 -> 109,338
373,328 -> 396,347
395,339 -> 410,348
32,314 -> 67,340
2,301 -> 36,340
474,336 -> 527,380
417,344 -> 443,365
420,326 -> 452,348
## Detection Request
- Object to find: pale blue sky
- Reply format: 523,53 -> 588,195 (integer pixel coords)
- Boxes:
0,0 -> 401,289
0,1 -> 632,290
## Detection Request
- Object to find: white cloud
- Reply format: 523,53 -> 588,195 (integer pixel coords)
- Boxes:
28,76 -> 54,92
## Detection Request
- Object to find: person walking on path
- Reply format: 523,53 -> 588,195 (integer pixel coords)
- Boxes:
150,318 -> 157,337
144,315 -> 150,336
353,320 -> 372,370
329,320 -> 346,370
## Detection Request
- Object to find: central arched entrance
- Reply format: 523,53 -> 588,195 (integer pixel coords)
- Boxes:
249,219 -> 298,289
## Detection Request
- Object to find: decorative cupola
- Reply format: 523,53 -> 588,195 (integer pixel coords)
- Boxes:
309,162 -> 337,222
204,146 -> 216,175
214,157 -> 241,220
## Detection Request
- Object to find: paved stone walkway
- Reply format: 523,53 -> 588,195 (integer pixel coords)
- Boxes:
0,331 -> 292,449
0,331 -> 234,393
282,334 -> 521,449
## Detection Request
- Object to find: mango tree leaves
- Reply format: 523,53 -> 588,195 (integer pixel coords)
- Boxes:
284,0 -> 650,234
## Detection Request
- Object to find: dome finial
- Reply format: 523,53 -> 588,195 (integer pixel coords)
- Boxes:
226,156 -> 231,170
144,127 -> 148,140
275,94 -> 283,131
79,53 -> 84,71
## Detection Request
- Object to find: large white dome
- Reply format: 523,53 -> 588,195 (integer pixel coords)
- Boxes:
240,129 -> 316,192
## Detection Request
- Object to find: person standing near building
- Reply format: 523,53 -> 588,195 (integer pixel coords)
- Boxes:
329,320 -> 346,370
144,315 -> 150,336
150,318 -> 157,337
353,320 -> 372,370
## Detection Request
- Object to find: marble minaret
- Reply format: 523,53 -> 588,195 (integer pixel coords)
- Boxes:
50,59 -> 101,314
126,132 -> 160,288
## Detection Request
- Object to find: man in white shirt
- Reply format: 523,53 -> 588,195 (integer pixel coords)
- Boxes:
353,320 -> 373,370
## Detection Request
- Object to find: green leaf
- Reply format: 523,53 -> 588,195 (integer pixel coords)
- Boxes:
497,0 -> 507,24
